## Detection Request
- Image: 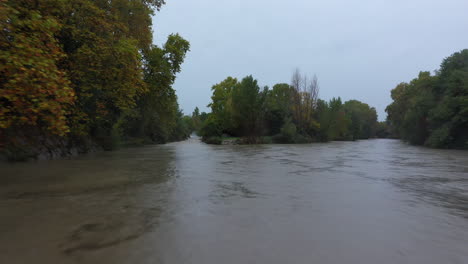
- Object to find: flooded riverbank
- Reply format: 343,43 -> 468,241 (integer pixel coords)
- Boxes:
1,139 -> 468,263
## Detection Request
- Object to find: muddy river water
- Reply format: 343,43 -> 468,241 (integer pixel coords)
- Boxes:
1,138 -> 468,263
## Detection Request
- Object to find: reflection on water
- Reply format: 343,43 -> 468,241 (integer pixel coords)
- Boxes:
1,138 -> 468,263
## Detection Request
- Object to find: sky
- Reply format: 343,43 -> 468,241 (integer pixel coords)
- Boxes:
152,0 -> 468,120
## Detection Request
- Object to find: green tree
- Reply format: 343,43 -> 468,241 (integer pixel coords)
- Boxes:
191,107 -> 201,133
127,34 -> 190,143
385,49 -> 468,149
343,100 -> 377,140
315,97 -> 350,141
231,75 -> 265,139
208,77 -> 238,134
265,83 -> 294,135
427,50 -> 468,148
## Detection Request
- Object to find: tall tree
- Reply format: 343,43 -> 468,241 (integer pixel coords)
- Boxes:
231,75 -> 265,138
208,77 -> 238,133
0,1 -> 75,143
290,69 -> 320,137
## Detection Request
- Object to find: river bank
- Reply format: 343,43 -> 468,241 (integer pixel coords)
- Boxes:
0,135 -> 191,162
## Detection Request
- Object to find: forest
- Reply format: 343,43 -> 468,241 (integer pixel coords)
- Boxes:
386,49 -> 468,149
1,0 -> 466,161
194,70 -> 380,144
0,0 -> 192,160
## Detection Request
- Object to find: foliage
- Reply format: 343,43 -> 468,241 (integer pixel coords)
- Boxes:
124,34 -> 190,144
199,115 -> 222,140
208,77 -> 237,133
386,49 -> 468,149
201,71 -> 379,144
375,122 -> 391,138
290,69 -> 320,137
191,107 -> 201,133
265,83 -> 294,135
343,100 -> 378,140
203,136 -> 223,145
0,2 -> 75,137
0,0 -> 190,158
230,76 -> 266,137
315,98 -> 351,141
272,118 -> 298,143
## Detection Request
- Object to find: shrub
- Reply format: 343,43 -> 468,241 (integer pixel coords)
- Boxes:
200,116 -> 222,139
272,118 -> 297,143
203,136 -> 222,145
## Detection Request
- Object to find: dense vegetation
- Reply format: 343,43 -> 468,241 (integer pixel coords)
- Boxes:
198,70 -> 379,144
0,0 -> 192,159
2,1 -> 464,158
386,50 -> 468,149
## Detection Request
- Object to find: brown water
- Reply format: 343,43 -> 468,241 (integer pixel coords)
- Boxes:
1,138 -> 468,264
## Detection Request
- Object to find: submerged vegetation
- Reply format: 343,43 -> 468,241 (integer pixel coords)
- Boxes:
0,0 -> 192,159
197,70 -> 379,144
385,49 -> 468,149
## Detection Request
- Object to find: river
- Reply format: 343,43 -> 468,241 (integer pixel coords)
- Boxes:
1,138 -> 468,263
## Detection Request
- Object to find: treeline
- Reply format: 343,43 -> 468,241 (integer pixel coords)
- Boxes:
0,0 -> 191,159
385,49 -> 468,149
196,70 -> 379,144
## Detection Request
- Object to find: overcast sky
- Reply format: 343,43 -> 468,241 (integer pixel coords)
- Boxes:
152,0 -> 468,120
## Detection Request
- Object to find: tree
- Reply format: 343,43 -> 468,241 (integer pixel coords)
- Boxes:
208,77 -> 238,133
426,50 -> 468,148
265,83 -> 294,135
126,34 -> 190,143
0,1 -> 75,143
1,0 -> 192,158
343,100 -> 377,140
191,107 -> 201,133
385,50 -> 468,149
230,75 -> 265,138
315,97 -> 350,141
290,69 -> 320,137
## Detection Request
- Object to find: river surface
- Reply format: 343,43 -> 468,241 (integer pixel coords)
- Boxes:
1,139 -> 468,263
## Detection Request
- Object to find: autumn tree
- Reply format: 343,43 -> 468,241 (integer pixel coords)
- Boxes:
0,1 -> 75,145
0,0 -> 192,158
290,69 -> 320,137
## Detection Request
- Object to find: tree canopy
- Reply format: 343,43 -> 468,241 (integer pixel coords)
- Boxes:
200,71 -> 379,144
0,0 -> 191,158
386,49 -> 468,149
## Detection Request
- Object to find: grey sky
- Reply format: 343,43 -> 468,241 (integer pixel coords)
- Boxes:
152,0 -> 468,120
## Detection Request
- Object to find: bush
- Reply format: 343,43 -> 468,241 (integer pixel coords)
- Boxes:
272,118 -> 297,143
294,134 -> 312,143
203,136 -> 222,145
425,125 -> 451,148
200,116 -> 222,139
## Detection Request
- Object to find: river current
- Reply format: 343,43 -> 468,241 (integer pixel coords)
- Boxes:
1,138 -> 468,263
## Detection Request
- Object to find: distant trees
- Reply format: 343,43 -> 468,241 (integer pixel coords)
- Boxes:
0,0 -> 190,158
343,100 -> 378,140
315,97 -> 350,141
386,49 -> 468,149
200,70 -> 379,144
